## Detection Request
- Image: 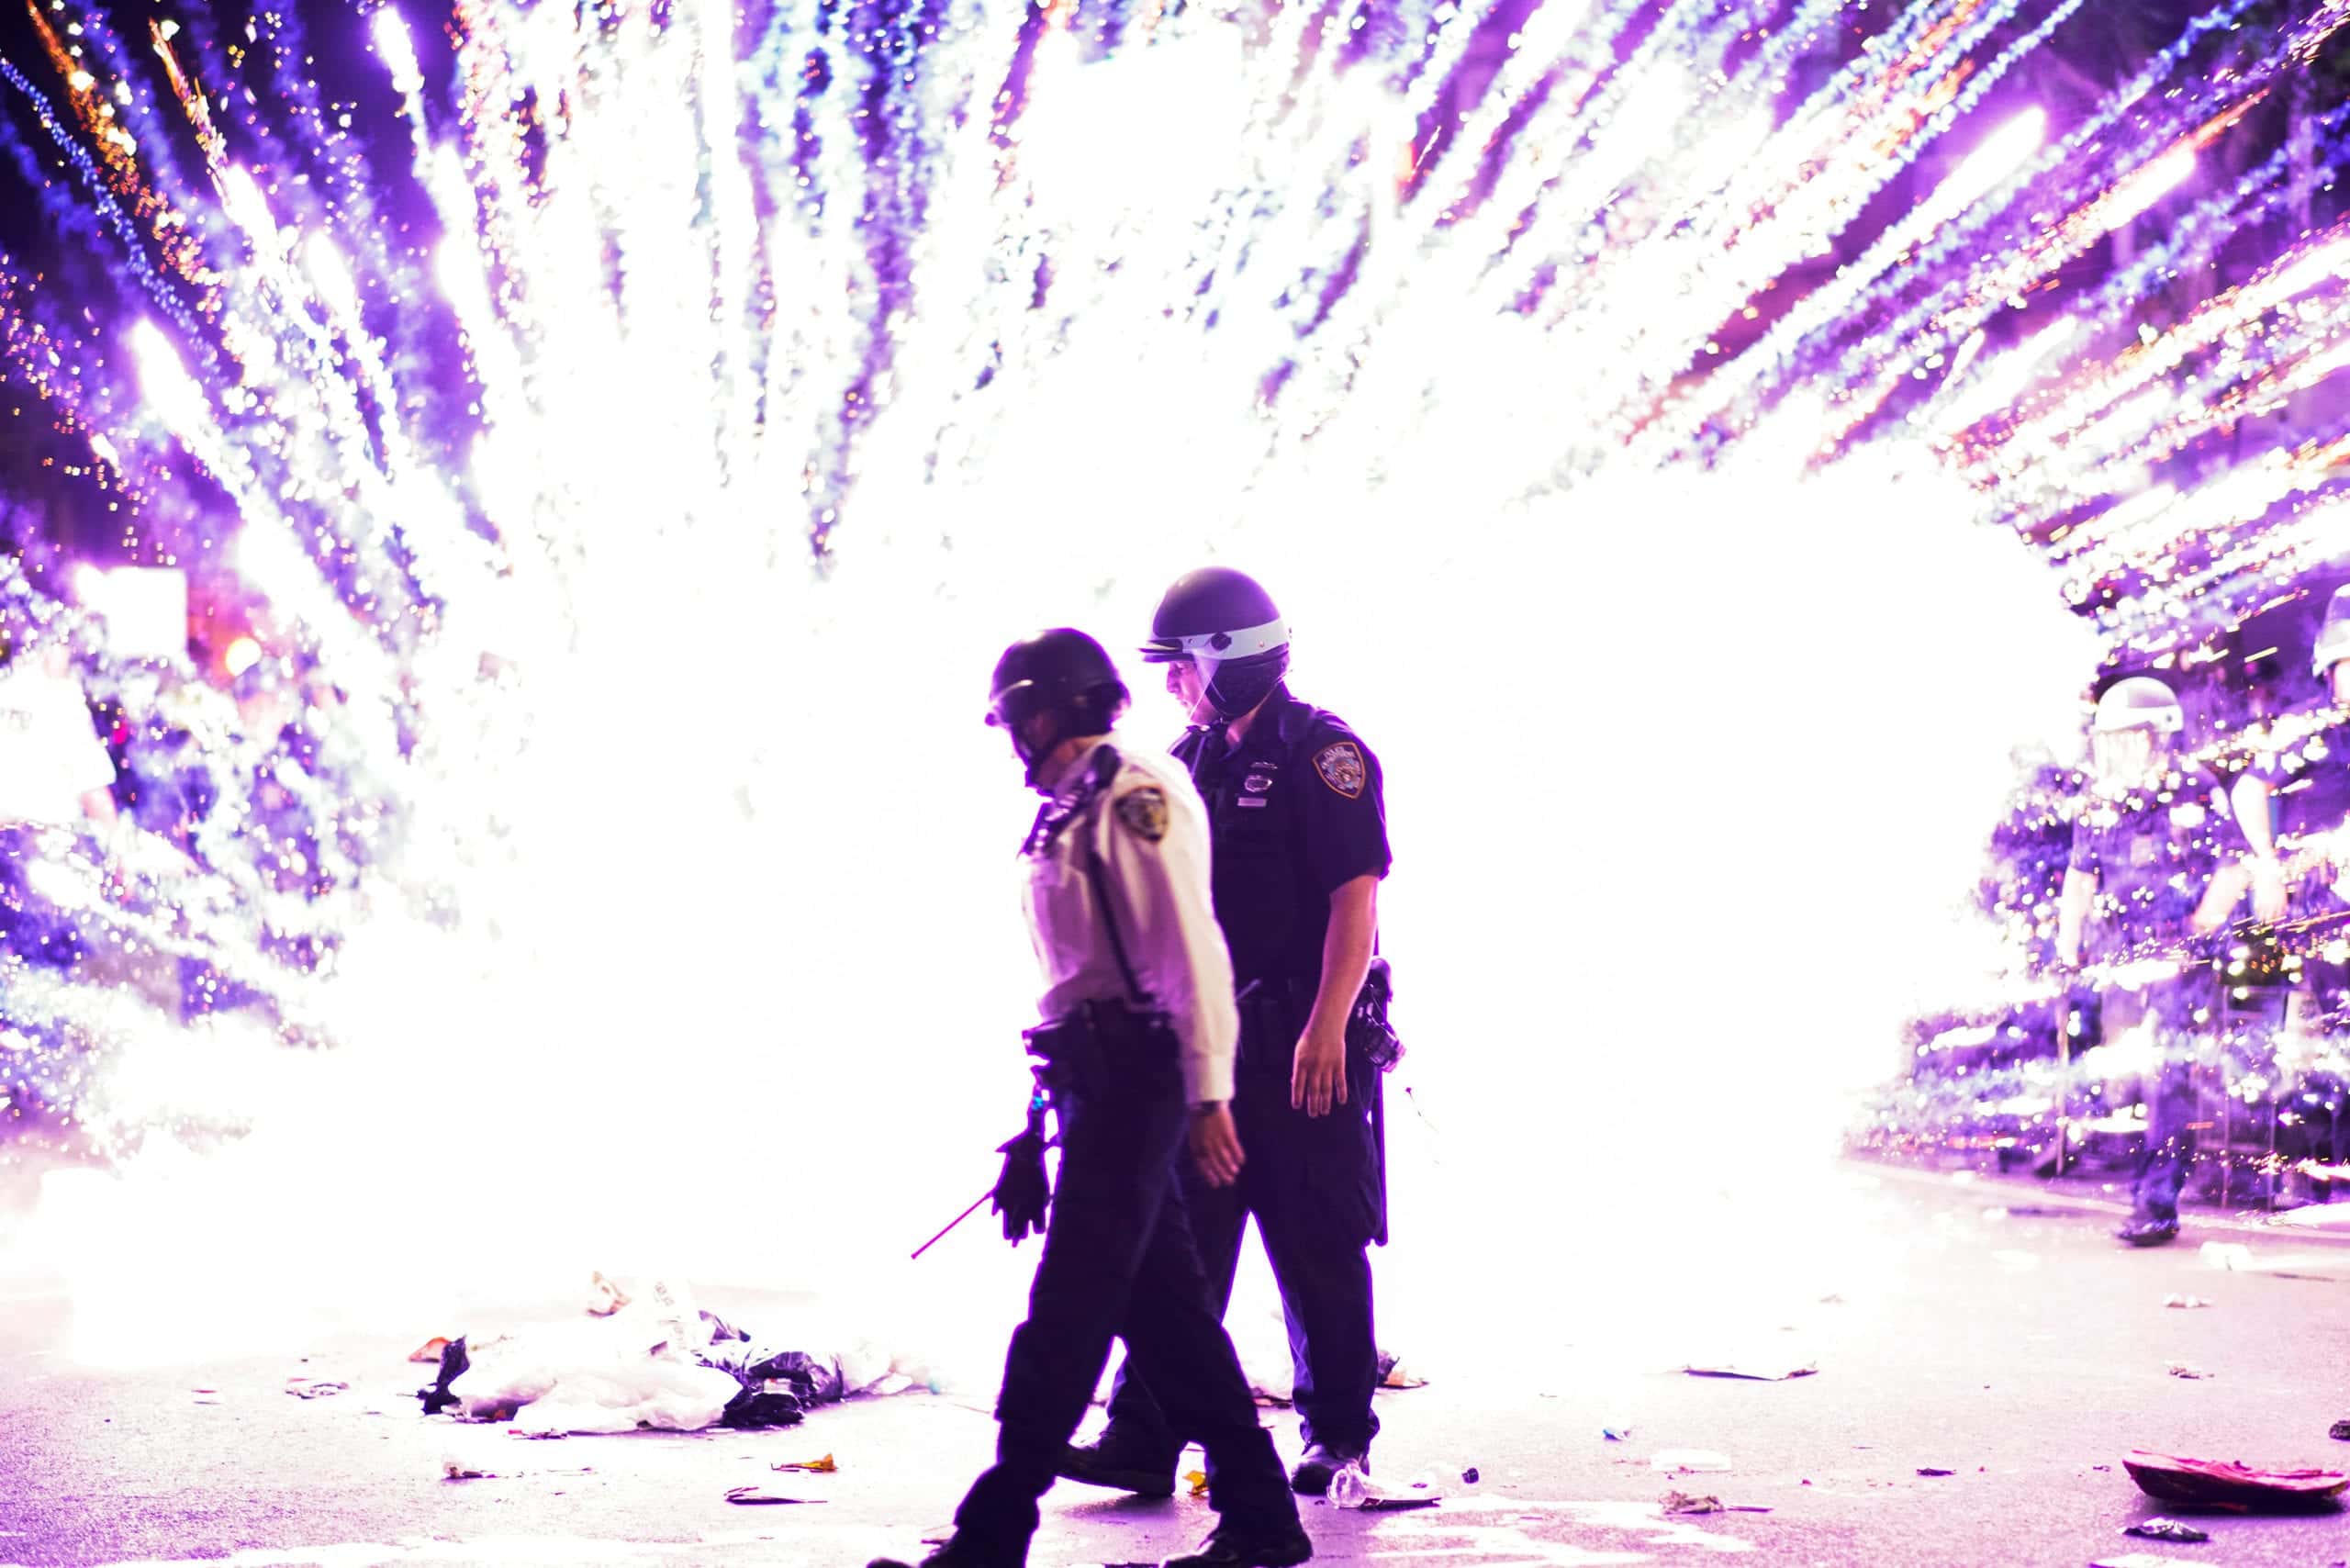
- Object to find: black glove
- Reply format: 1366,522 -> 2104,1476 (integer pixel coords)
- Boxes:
991,1104 -> 1050,1246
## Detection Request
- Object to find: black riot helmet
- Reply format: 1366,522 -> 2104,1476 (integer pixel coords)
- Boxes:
1139,566 -> 1292,721
987,628 -> 1130,789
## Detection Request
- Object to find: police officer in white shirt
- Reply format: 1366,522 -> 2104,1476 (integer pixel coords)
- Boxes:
870,628 -> 1308,1568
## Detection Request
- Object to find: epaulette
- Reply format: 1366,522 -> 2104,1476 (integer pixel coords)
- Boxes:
1277,699 -> 1359,750
1023,744 -> 1125,857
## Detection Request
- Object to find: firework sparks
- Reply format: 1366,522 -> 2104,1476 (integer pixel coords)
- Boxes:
0,0 -> 2344,1369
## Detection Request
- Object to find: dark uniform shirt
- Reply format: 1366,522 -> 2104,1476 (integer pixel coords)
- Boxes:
1172,683 -> 1392,989
2066,763 -> 2235,961
2246,708 -> 2350,917
2252,710 -> 2350,843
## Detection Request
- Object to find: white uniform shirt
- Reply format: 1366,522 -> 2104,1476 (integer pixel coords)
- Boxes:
0,663 -> 116,827
1021,735 -> 1238,1107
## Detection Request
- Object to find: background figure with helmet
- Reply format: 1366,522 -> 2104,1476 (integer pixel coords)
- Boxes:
869,629 -> 1308,1568
2227,585 -> 2350,1039
2054,674 -> 2245,1247
1061,568 -> 1393,1500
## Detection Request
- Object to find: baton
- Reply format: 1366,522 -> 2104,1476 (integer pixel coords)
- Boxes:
911,1186 -> 997,1261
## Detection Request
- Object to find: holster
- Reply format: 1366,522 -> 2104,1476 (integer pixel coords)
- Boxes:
1022,1000 -> 1176,1101
1234,969 -> 1395,1249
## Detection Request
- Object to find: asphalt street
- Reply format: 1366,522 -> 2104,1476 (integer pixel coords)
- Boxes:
2,1166 -> 2347,1568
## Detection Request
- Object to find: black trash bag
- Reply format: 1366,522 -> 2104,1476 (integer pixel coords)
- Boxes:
698,1342 -> 847,1429
419,1336 -> 470,1415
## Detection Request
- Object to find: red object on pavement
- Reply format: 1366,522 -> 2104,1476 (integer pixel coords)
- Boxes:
2122,1450 -> 2348,1512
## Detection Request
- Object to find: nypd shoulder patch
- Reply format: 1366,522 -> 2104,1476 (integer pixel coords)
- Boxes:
1314,741 -> 1368,800
1115,787 -> 1169,843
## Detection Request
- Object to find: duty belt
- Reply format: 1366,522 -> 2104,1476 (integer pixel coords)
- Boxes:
1022,1000 -> 1175,1094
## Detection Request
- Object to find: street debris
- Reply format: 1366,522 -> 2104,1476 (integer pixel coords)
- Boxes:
723,1485 -> 824,1506
1659,1490 -> 1770,1516
285,1378 -> 349,1399
2197,1243 -> 2340,1282
1916,1468 -> 1955,1477
1651,1450 -> 1734,1473
1462,1467 -> 1480,1484
773,1454 -> 838,1473
1186,1470 -> 1209,1499
2161,1295 -> 2211,1310
2122,1519 -> 2211,1543
2331,1420 -> 2350,1442
1602,1428 -> 1631,1442
1330,1466 -> 1441,1511
2122,1450 -> 2350,1511
2165,1362 -> 2213,1380
414,1276 -> 920,1436
1376,1351 -> 1427,1390
442,1459 -> 495,1481
1681,1360 -> 1817,1381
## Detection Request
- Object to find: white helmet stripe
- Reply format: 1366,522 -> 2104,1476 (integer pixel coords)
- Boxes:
1159,615 -> 1289,663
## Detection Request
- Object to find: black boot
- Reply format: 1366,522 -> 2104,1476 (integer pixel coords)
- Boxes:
867,1534 -> 1016,1568
1288,1441 -> 1365,1496
1163,1519 -> 1315,1568
1057,1425 -> 1182,1497
2116,1215 -> 2180,1247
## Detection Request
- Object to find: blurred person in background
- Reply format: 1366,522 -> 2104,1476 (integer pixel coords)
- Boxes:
2227,585 -> 2350,1035
2055,675 -> 2244,1247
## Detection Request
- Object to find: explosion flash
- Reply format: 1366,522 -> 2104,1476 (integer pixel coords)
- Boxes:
0,0 -> 2344,1378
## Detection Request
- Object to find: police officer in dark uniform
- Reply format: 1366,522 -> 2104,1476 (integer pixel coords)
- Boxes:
869,628 -> 1309,1568
1060,568 -> 1391,1497
2055,675 -> 2243,1247
2229,586 -> 2350,1031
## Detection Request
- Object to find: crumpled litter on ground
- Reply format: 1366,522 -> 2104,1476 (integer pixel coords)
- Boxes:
415,1276 -> 922,1436
2330,1419 -> 2350,1442
1659,1490 -> 1770,1516
2122,1450 -> 2349,1512
2161,1295 -> 2211,1310
1185,1470 -> 1209,1498
1681,1360 -> 1817,1381
2122,1519 -> 2210,1543
723,1485 -> 824,1506
1916,1468 -> 1955,1477
285,1378 -> 349,1399
773,1454 -> 838,1473
2164,1362 -> 2212,1380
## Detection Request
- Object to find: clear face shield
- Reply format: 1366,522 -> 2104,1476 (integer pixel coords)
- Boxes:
2090,724 -> 2168,788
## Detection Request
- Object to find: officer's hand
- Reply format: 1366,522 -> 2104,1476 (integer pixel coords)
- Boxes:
1292,1025 -> 1349,1117
2252,858 -> 2288,922
990,1128 -> 1050,1246
1188,1104 -> 1245,1188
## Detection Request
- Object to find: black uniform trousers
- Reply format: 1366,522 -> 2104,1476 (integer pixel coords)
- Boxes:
1103,986 -> 1382,1458
953,1009 -> 1296,1562
2102,976 -> 2209,1226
